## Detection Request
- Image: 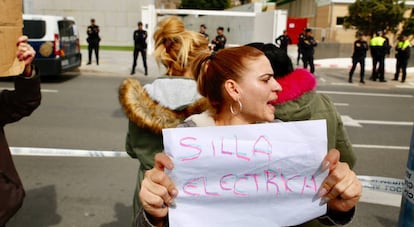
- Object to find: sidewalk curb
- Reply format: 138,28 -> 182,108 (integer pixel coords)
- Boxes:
80,49 -> 413,87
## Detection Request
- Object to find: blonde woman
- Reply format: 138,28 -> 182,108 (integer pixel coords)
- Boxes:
152,16 -> 209,76
118,16 -> 210,221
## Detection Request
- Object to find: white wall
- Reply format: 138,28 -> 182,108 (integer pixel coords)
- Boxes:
163,3 -> 285,47
181,15 -> 255,46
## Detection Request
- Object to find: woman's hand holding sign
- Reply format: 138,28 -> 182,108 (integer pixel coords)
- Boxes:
140,153 -> 177,226
319,149 -> 362,212
140,149 -> 362,226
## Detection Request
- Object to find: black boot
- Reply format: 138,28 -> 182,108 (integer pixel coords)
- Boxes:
392,75 -> 398,81
144,68 -> 148,76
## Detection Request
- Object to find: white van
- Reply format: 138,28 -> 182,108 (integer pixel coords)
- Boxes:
23,14 -> 82,76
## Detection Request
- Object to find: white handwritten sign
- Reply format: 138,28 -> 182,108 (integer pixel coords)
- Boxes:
162,120 -> 328,227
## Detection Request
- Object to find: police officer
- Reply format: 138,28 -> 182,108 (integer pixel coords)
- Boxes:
275,30 -> 292,53
212,26 -> 226,52
348,32 -> 368,83
199,24 -> 209,41
300,28 -> 317,74
296,28 -> 306,66
393,34 -> 411,83
369,31 -> 388,82
382,30 -> 391,57
86,18 -> 100,65
131,21 -> 148,75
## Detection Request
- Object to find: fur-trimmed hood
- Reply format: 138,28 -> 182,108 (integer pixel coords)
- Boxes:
272,68 -> 316,105
119,77 -> 210,134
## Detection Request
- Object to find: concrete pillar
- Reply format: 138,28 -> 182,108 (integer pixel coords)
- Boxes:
141,4 -> 156,55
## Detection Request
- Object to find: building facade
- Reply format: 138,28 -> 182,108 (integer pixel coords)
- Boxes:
278,0 -> 414,44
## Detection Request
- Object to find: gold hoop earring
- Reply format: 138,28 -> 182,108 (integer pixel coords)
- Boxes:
230,99 -> 242,115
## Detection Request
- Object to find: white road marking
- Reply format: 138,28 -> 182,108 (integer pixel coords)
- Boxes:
358,119 -> 413,126
39,89 -> 59,93
0,87 -> 58,93
10,147 -> 408,207
353,144 -> 409,150
342,115 -> 413,127
342,115 -> 362,127
318,90 -> 413,98
333,103 -> 349,106
10,147 -> 129,157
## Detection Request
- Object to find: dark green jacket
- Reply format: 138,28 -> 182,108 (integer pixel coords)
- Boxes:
273,69 -> 355,169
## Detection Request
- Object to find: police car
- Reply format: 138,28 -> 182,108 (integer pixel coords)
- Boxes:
23,14 -> 82,76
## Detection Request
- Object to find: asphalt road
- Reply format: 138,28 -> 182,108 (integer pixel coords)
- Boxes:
1,65 -> 413,226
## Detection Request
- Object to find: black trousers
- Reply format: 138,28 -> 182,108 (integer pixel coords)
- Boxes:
132,47 -> 147,72
302,54 -> 315,73
88,42 -> 99,64
395,57 -> 408,82
349,57 -> 365,81
371,55 -> 385,81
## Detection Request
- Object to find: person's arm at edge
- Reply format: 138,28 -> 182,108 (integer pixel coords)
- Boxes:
14,36 -> 41,117
0,36 -> 41,124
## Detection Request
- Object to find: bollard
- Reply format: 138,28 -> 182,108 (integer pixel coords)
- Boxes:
398,125 -> 414,227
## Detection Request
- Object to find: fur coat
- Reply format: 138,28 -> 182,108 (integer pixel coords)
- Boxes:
118,76 -> 210,216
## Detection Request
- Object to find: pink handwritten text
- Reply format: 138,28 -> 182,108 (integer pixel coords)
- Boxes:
182,169 -> 318,197
178,135 -> 273,162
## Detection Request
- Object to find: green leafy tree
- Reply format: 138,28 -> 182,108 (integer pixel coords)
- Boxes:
401,10 -> 414,36
180,0 -> 231,10
343,0 -> 406,36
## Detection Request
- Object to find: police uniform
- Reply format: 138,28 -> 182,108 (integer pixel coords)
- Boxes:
300,31 -> 317,73
212,34 -> 226,52
297,30 -> 306,66
369,34 -> 387,82
275,34 -> 292,53
394,37 -> 411,82
86,23 -> 100,65
131,27 -> 148,75
348,35 -> 368,83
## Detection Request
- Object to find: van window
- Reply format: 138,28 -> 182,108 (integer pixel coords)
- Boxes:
23,20 -> 46,39
58,20 -> 76,37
